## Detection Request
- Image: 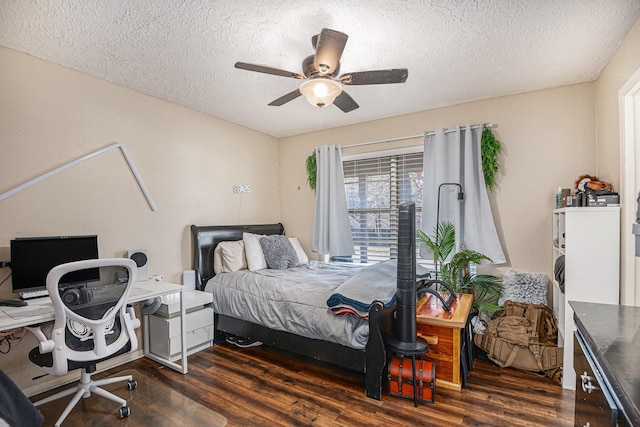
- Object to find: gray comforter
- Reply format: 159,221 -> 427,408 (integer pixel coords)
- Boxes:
205,261 -> 373,349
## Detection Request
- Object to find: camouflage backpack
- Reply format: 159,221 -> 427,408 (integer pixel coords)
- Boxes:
474,300 -> 562,380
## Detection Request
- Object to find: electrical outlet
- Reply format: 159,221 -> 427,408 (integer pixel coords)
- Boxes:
233,185 -> 250,193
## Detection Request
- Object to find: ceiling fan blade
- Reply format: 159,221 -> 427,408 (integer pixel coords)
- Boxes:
235,62 -> 305,79
314,29 -> 348,75
333,91 -> 359,113
268,89 -> 302,106
340,69 -> 408,85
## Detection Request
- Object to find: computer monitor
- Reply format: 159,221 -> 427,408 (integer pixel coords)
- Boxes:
10,235 -> 99,295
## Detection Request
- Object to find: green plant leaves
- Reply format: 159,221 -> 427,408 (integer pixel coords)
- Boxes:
417,221 -> 503,314
417,222 -> 455,263
481,127 -> 501,191
306,152 -> 316,190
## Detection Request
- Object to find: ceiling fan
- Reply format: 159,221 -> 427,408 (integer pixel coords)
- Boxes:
235,28 -> 408,113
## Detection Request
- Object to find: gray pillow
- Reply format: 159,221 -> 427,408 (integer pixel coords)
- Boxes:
259,235 -> 298,270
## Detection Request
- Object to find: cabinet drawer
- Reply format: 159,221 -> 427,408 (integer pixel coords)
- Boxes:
150,325 -> 214,360
148,307 -> 214,360
154,290 -> 213,317
150,307 -> 213,337
574,333 -> 620,427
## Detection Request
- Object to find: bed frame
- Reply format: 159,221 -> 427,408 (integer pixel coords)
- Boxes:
190,223 -> 394,400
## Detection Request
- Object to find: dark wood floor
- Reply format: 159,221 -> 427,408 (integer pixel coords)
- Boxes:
89,342 -> 575,427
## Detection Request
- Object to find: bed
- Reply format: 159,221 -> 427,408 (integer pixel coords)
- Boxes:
190,223 -> 395,400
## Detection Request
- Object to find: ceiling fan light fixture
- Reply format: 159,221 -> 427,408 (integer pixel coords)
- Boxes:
299,79 -> 342,107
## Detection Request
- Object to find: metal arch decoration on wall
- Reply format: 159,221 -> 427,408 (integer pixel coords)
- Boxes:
0,143 -> 157,211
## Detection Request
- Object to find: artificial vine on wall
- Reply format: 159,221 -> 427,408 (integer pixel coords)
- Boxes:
306,152 -> 317,190
481,126 -> 502,191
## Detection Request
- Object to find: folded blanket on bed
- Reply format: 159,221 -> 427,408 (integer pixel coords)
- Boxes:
326,260 -> 400,319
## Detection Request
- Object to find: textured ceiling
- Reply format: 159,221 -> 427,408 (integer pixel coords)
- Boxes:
1,0 -> 639,138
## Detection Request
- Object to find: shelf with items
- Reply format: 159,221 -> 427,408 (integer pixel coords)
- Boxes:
552,208 -> 566,253
551,207 -> 620,390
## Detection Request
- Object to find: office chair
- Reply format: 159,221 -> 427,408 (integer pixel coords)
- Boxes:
27,258 -> 141,426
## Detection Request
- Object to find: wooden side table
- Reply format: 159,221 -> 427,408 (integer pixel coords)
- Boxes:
416,293 -> 473,391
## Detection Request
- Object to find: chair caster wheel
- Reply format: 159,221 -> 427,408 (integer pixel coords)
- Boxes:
127,379 -> 138,390
119,406 -> 130,418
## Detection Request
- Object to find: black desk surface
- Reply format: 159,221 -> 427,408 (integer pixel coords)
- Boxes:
571,301 -> 640,426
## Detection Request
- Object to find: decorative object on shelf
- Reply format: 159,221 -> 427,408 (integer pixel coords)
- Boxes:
481,126 -> 501,191
574,174 -> 612,192
572,173 -> 618,207
306,152 -> 317,190
417,221 -> 503,315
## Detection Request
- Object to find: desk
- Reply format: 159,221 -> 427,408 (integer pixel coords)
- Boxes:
0,280 -> 187,394
416,293 -> 473,391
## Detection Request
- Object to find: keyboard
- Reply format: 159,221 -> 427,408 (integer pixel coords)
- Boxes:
20,290 -> 48,300
0,299 -> 28,307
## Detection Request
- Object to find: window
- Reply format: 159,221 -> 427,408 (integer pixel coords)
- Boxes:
342,148 -> 423,263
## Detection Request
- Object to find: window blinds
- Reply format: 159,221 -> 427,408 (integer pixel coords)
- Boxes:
343,151 -> 423,263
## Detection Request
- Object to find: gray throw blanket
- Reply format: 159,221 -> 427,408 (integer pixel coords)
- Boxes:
326,260 -> 398,317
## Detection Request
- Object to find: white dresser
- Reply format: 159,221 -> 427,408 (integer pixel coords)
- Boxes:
148,290 -> 214,361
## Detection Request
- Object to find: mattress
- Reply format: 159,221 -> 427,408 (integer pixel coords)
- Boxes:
204,261 -> 369,349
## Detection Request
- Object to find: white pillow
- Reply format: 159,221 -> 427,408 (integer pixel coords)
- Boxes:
219,240 -> 247,272
243,232 -> 267,271
288,237 -> 309,265
213,245 -> 223,274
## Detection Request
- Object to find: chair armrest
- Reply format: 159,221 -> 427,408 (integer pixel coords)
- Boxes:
127,305 -> 141,329
26,326 -> 55,353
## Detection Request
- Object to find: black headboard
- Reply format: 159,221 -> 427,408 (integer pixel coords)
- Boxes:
190,223 -> 284,289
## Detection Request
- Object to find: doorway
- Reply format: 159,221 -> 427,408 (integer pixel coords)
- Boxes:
620,66 -> 640,306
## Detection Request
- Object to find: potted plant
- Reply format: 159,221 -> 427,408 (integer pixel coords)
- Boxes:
417,221 -> 503,315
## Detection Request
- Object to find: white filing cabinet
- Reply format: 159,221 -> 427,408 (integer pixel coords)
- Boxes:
148,290 -> 214,361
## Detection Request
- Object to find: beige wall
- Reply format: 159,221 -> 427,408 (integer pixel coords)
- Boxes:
596,16 -> 640,305
280,83 -> 597,280
596,17 -> 640,186
0,47 -> 281,292
0,46 -> 281,389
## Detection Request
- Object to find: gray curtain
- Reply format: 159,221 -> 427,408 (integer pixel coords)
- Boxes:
421,124 -> 506,263
311,145 -> 354,256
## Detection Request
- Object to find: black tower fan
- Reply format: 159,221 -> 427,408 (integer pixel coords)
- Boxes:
386,202 -> 429,353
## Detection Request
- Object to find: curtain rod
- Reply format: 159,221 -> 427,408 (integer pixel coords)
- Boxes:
341,123 -> 495,149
